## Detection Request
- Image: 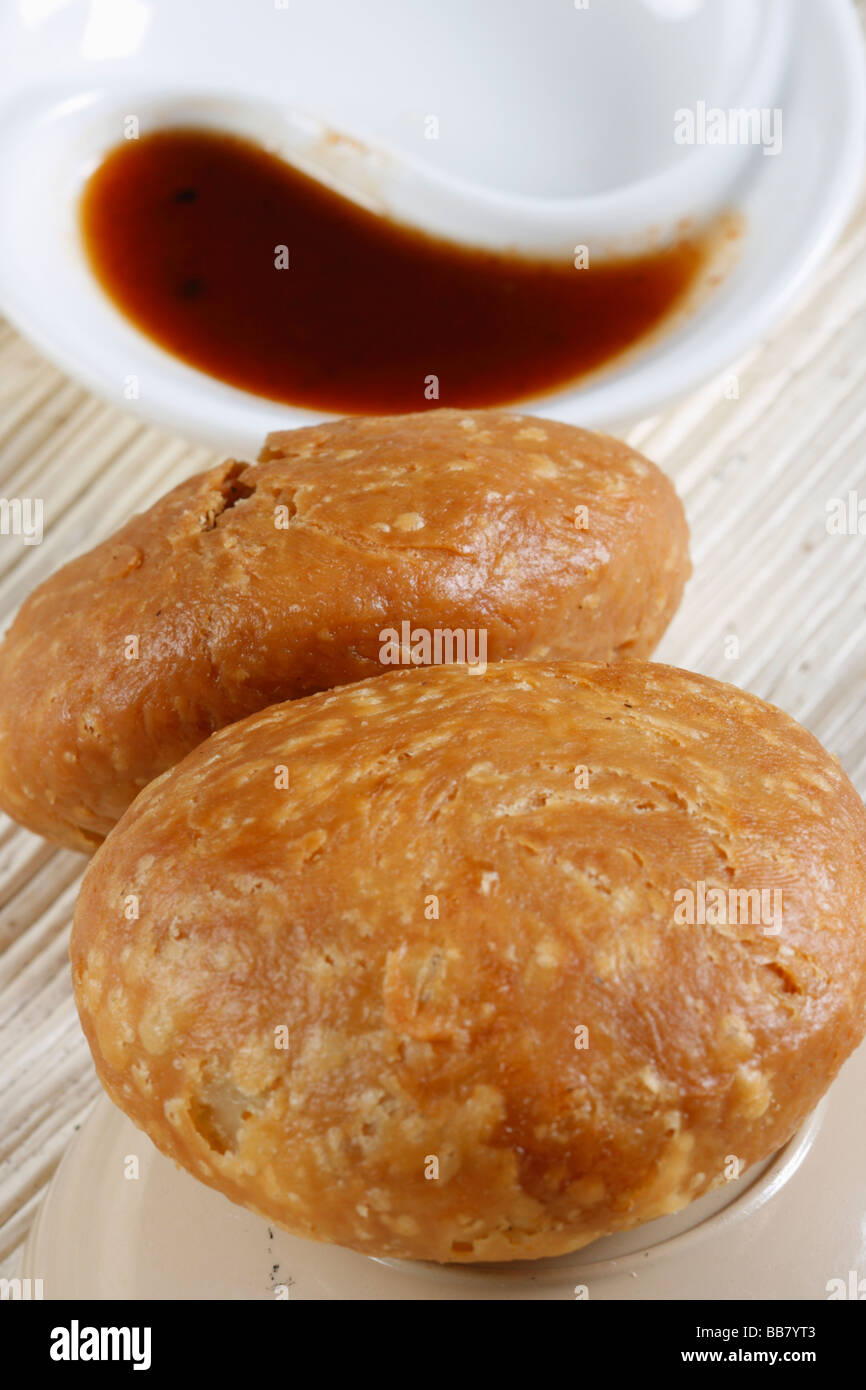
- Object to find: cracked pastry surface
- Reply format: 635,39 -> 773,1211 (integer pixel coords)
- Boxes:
71,660 -> 866,1263
0,408 -> 688,850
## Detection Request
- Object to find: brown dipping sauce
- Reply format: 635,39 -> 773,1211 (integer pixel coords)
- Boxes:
80,128 -> 715,414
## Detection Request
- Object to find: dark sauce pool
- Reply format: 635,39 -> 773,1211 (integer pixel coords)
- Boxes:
80,128 -> 717,414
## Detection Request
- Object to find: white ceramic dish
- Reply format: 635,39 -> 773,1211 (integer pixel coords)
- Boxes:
21,1038 -> 866,1299
0,0 -> 862,452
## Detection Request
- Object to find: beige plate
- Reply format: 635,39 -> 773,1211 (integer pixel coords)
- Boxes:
20,1045 -> 866,1300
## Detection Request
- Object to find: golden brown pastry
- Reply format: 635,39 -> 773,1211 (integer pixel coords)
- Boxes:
0,409 -> 689,852
71,660 -> 866,1264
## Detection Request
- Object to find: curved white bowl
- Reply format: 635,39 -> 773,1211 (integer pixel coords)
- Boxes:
0,0 -> 861,452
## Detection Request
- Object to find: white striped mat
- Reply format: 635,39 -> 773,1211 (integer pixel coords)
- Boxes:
0,160 -> 864,1281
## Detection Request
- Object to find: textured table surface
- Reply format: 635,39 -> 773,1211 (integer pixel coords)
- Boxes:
1,114 -> 865,1283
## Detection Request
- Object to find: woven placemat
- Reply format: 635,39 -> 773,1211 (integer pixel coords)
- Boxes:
1,184 -> 864,1280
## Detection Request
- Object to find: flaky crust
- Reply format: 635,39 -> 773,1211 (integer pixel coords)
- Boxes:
71,661 -> 866,1263
0,410 -> 688,850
